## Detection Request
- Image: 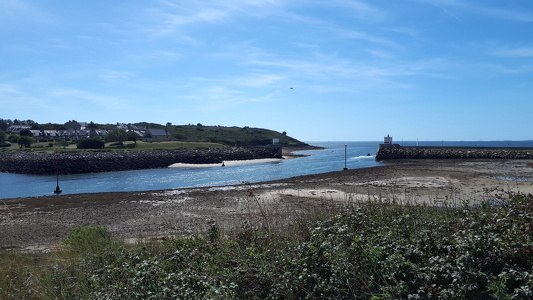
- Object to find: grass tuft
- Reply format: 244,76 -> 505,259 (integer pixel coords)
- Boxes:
1,193 -> 532,299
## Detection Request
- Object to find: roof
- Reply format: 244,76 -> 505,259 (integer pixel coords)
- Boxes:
146,129 -> 168,136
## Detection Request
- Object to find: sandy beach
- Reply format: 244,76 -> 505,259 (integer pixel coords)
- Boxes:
2,158 -> 533,252
169,157 -> 287,168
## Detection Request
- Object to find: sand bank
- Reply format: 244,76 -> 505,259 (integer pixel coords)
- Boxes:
169,157 -> 285,168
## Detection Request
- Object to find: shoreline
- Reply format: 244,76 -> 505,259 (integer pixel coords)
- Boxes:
169,155 -> 297,168
2,159 -> 533,252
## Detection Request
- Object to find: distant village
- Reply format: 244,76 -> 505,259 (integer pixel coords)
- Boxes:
5,121 -> 170,143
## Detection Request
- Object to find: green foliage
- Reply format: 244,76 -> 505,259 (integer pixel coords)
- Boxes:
2,194 -> 532,299
0,119 -> 9,131
0,129 -> 6,142
168,125 -> 308,146
104,128 -> 128,143
85,194 -> 533,299
17,135 -> 33,148
0,129 -> 9,147
77,137 -> 105,149
126,130 -> 138,144
64,226 -> 121,254
1,120 -> 311,150
19,129 -> 33,137
56,140 -> 70,149
8,135 -> 19,143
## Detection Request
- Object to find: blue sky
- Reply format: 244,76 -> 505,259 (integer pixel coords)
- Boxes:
1,0 -> 532,141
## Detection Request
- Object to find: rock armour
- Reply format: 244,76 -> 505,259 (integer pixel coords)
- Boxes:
375,146 -> 533,160
0,147 -> 280,175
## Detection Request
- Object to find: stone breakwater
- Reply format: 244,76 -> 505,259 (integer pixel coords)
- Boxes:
0,147 -> 281,175
375,146 -> 533,161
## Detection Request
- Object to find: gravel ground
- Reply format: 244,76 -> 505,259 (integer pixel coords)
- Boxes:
2,159 -> 533,252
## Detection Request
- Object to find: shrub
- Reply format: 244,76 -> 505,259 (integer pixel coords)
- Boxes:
77,137 -> 105,149
8,135 -> 19,143
64,226 -> 116,254
76,195 -> 533,299
2,194 -> 532,299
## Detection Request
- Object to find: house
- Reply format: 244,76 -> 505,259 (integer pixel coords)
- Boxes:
6,125 -> 31,134
30,130 -> 41,137
116,123 -> 129,130
116,123 -> 145,138
61,129 -> 91,141
142,129 -> 171,142
29,130 -> 62,142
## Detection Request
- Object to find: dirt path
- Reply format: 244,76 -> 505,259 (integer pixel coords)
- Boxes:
2,159 -> 533,252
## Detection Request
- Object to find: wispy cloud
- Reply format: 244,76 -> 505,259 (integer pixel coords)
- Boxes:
491,46 -> 533,57
326,0 -> 388,21
474,5 -> 533,23
486,63 -> 533,74
335,28 -> 399,47
46,88 -> 146,114
0,84 -> 20,94
413,0 -> 533,22
0,0 -> 51,28
236,74 -> 286,87
124,50 -> 183,66
99,70 -> 134,82
137,0 -> 283,38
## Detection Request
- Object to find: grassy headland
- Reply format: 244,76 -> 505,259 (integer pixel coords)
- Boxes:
1,124 -> 312,153
167,125 -> 308,147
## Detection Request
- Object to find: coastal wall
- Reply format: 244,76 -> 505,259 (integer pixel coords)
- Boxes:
375,144 -> 533,160
0,147 -> 281,175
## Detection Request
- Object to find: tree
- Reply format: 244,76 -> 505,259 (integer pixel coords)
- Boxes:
8,135 -> 19,143
127,131 -> 138,145
105,128 -> 128,143
0,119 -> 10,131
87,121 -> 98,137
166,122 -> 172,139
19,129 -> 33,137
57,140 -> 70,149
0,129 -> 6,142
25,120 -> 39,130
17,136 -> 33,148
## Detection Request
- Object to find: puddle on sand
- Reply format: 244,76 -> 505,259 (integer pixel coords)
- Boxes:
492,176 -> 531,182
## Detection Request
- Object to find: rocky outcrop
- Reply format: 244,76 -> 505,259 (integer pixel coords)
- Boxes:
375,146 -> 533,161
0,147 -> 281,175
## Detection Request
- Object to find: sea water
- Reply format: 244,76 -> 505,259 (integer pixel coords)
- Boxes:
0,142 -> 381,199
2,140 -> 533,199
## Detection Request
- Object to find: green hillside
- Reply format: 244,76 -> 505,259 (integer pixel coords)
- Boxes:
0,118 -> 312,149
165,124 -> 309,147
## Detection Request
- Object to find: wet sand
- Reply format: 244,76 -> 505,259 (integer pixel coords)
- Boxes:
2,159 -> 533,252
